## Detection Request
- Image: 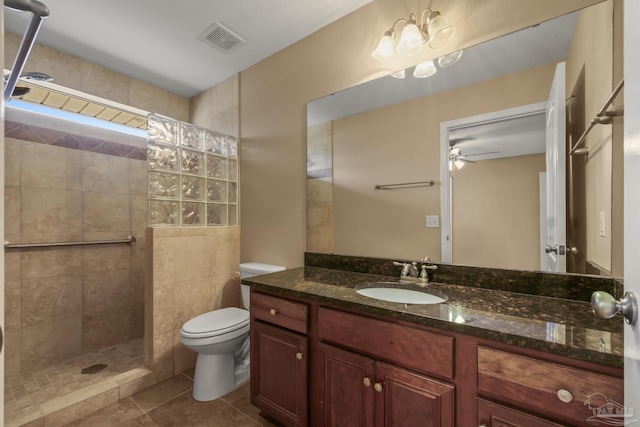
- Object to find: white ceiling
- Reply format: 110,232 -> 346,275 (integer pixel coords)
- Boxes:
4,0 -> 372,98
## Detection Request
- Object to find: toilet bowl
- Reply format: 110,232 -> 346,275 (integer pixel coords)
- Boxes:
181,262 -> 285,401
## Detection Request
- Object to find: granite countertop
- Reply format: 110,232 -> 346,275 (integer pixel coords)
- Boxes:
243,266 -> 624,369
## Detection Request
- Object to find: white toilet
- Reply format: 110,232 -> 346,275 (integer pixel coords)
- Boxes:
181,262 -> 285,401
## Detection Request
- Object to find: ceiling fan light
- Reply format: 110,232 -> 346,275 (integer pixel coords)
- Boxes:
413,60 -> 437,78
397,22 -> 423,56
454,159 -> 466,169
427,12 -> 455,48
372,32 -> 396,62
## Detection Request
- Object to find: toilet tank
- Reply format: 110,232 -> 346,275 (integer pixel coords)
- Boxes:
239,262 -> 285,309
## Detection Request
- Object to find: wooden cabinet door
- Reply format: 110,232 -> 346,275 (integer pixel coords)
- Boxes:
318,343 -> 375,427
375,363 -> 455,427
251,321 -> 308,427
477,399 -> 565,427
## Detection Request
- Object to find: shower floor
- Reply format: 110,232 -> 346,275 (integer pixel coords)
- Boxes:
4,337 -> 144,426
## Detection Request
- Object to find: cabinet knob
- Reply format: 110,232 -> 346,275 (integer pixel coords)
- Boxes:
269,308 -> 277,316
556,389 -> 573,403
296,352 -> 304,360
363,377 -> 372,387
373,383 -> 383,392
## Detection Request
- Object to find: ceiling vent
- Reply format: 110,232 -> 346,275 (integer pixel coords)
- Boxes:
197,22 -> 246,53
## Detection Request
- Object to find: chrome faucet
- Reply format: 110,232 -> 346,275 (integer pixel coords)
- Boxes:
393,257 -> 438,286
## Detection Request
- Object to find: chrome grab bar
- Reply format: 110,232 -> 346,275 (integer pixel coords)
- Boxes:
4,236 -> 136,250
3,0 -> 50,102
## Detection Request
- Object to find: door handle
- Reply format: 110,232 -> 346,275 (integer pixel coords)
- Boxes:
592,291 -> 638,325
545,245 -> 566,255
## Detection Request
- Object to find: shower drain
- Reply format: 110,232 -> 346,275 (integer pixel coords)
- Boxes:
81,363 -> 108,374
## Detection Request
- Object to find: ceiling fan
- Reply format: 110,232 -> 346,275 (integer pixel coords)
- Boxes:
448,147 -> 499,171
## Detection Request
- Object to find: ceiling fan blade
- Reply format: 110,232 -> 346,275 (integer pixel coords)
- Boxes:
460,158 -> 476,163
463,151 -> 499,157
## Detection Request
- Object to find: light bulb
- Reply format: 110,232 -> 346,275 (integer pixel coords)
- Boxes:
372,32 -> 396,62
396,23 -> 423,56
413,60 -> 437,78
427,13 -> 455,48
437,50 -> 463,67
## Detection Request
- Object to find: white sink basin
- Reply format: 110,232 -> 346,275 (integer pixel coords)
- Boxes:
356,285 -> 447,304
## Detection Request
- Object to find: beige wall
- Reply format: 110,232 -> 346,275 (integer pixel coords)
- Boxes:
453,154 -> 546,270
4,33 -> 189,122
330,62 -> 556,261
239,0 -> 603,268
566,0 -> 616,273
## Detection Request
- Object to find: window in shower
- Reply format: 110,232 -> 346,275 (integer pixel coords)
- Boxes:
146,114 -> 239,226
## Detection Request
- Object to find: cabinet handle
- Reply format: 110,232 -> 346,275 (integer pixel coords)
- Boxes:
556,389 -> 573,403
363,377 -> 372,387
296,352 -> 304,360
373,383 -> 383,392
269,308 -> 277,316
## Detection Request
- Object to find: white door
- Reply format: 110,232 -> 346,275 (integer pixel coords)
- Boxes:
624,0 -> 640,414
544,62 -> 567,273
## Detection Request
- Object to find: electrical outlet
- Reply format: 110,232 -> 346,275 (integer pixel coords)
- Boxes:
426,215 -> 440,228
599,211 -> 606,237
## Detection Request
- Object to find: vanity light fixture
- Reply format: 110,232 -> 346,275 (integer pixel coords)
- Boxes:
372,9 -> 455,62
437,50 -> 463,67
390,69 -> 406,79
413,60 -> 437,78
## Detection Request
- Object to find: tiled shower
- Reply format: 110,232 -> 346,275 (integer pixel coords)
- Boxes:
3,115 -> 148,422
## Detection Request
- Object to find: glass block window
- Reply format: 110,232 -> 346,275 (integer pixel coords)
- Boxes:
147,114 -> 238,226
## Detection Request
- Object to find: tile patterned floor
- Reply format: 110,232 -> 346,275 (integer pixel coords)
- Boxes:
66,371 -> 276,427
4,338 -> 144,425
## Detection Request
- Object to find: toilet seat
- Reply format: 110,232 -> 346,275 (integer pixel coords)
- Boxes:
181,307 -> 249,339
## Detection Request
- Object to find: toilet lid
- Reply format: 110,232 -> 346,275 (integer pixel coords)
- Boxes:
182,307 -> 249,336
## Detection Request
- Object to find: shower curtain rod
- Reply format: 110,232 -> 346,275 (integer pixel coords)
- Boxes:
4,236 -> 136,250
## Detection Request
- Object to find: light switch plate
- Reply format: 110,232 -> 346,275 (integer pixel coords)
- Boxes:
426,215 -> 440,228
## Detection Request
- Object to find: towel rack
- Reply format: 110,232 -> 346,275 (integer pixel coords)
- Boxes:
569,79 -> 624,155
4,236 -> 136,250
3,0 -> 50,102
374,180 -> 435,190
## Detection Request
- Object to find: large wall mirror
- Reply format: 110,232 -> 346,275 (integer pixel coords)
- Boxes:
306,0 -> 622,277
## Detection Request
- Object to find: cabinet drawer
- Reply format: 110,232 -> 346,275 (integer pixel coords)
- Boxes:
251,291 -> 308,334
318,307 -> 454,379
478,399 -> 564,426
478,346 -> 623,425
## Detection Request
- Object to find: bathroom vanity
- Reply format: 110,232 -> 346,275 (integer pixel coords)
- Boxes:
244,260 -> 623,426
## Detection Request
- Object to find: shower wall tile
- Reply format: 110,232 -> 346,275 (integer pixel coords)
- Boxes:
174,236 -> 211,282
82,246 -> 130,273
82,306 -> 131,353
5,138 -> 21,186
83,269 -> 131,313
21,316 -> 82,372
21,188 -> 82,235
5,280 -> 21,331
5,330 -> 22,376
21,276 -> 82,327
20,248 -> 82,280
5,251 -> 21,282
130,303 -> 145,340
173,278 -> 217,329
173,329 -> 197,375
82,192 -> 130,233
81,62 -> 129,106
21,142 -> 82,191
129,159 -> 148,196
82,152 -> 130,194
130,195 -> 149,232
5,185 -> 21,235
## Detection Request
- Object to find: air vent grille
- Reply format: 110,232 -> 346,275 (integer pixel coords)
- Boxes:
197,22 -> 246,53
